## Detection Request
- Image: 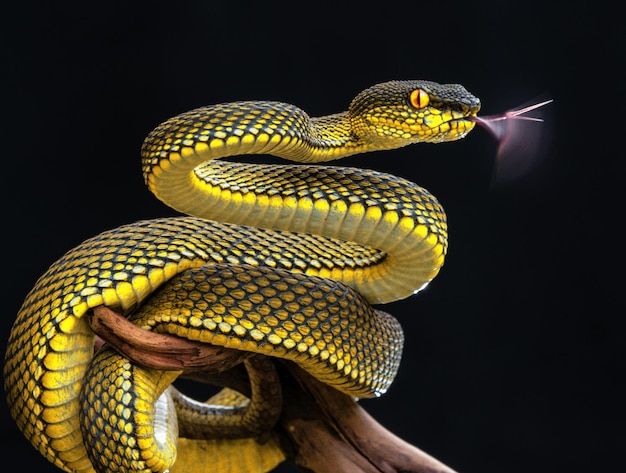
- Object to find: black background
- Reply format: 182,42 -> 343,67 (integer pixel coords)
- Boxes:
1,1 -> 622,472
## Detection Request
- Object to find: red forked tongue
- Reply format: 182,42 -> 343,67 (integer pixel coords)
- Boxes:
471,99 -> 553,138
471,98 -> 553,182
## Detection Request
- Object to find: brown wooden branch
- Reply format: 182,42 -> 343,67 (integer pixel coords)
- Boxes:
89,305 -> 457,473
277,363 -> 457,473
90,306 -> 249,373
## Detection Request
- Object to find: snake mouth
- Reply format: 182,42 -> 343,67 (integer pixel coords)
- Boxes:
432,102 -> 481,142
451,116 -> 476,125
420,115 -> 477,143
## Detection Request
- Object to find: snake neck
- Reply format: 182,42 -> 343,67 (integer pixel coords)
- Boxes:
304,112 -> 407,162
305,112 -> 358,160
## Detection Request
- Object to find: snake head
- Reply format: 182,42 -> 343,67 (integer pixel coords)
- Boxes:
349,80 -> 481,146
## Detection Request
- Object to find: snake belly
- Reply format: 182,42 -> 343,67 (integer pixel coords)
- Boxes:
4,80 -> 480,473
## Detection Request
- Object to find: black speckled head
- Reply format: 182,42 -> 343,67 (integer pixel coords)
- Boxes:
349,80 -> 481,145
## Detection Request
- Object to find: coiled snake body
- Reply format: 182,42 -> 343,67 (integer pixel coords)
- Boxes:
4,80 -> 480,473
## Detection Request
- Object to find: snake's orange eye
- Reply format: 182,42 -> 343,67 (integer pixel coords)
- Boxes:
409,89 -> 430,109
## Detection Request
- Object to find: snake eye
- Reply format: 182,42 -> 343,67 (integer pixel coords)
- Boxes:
409,89 -> 430,109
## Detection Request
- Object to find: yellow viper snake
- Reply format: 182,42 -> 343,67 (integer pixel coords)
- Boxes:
4,80 -> 480,473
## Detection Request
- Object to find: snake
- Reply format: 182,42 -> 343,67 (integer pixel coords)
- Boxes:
3,80 -> 480,473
